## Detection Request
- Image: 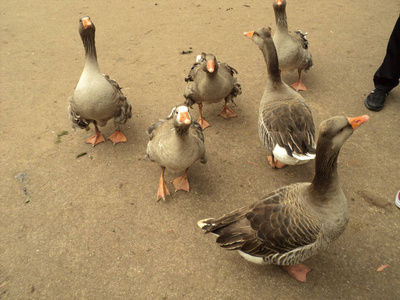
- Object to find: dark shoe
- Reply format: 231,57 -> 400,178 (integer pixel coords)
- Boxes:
364,88 -> 388,111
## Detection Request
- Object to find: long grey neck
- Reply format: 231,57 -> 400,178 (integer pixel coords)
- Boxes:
274,7 -> 288,32
260,38 -> 281,85
310,141 -> 340,196
82,33 -> 97,63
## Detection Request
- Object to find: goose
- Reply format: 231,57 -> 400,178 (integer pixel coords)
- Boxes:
184,53 -> 242,130
272,0 -> 313,91
68,16 -> 132,146
146,105 -> 206,201
198,114 -> 369,282
244,27 -> 315,169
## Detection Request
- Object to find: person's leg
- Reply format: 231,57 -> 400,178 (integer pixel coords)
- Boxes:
365,15 -> 400,111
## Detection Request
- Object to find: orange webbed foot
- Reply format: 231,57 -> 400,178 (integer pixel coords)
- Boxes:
282,263 -> 312,282
267,156 -> 287,169
291,80 -> 307,91
218,105 -> 237,119
86,132 -> 105,146
197,117 -> 210,130
157,178 -> 170,202
171,175 -> 190,192
108,130 -> 127,145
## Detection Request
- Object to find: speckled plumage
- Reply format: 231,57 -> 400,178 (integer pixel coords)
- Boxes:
246,27 -> 315,167
272,0 -> 313,74
198,115 -> 369,273
146,105 -> 206,174
68,17 -> 132,142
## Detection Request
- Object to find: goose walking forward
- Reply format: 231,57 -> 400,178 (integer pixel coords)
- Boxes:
198,114 -> 369,282
272,0 -> 313,91
184,53 -> 242,130
146,105 -> 206,201
244,27 -> 315,169
68,16 -> 132,146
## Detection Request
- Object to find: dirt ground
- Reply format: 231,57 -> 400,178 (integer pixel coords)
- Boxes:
1,0 -> 400,299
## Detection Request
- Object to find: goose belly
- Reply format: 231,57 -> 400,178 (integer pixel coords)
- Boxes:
73,73 -> 120,121
197,79 -> 231,103
148,138 -> 204,173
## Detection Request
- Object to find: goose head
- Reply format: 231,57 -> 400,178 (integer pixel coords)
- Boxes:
318,115 -> 369,153
168,105 -> 192,129
79,16 -> 95,38
244,27 -> 272,49
199,53 -> 218,74
273,0 -> 287,13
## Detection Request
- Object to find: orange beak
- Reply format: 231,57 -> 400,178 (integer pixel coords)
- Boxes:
82,17 -> 92,29
206,60 -> 215,73
348,115 -> 369,130
276,0 -> 283,5
244,31 -> 254,39
179,111 -> 191,125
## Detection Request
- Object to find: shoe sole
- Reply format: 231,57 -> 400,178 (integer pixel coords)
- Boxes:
364,98 -> 384,112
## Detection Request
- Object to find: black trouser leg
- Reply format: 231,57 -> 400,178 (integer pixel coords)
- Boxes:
373,14 -> 400,93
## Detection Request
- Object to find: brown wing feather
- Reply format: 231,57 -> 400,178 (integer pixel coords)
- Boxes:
261,98 -> 315,156
204,184 -> 321,259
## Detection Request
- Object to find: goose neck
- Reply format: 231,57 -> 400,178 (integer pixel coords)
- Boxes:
260,39 -> 281,85
310,142 -> 340,196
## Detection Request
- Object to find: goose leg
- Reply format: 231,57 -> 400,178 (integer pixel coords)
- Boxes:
108,126 -> 128,145
157,167 -> 170,201
218,99 -> 237,119
282,263 -> 311,282
197,103 -> 210,130
171,168 -> 190,192
86,123 -> 105,146
267,155 -> 287,169
291,70 -> 307,91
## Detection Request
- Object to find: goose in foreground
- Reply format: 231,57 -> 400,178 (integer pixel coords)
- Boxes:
244,27 -> 315,169
272,0 -> 313,91
146,105 -> 206,201
68,16 -> 132,146
198,114 -> 369,282
184,53 -> 242,130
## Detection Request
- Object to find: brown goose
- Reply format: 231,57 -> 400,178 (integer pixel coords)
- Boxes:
68,16 -> 132,146
198,114 -> 369,282
184,53 -> 242,130
272,0 -> 313,91
146,105 -> 206,201
244,27 -> 315,169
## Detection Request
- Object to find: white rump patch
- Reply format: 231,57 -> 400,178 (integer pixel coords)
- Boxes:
273,144 -> 315,165
238,251 -> 266,265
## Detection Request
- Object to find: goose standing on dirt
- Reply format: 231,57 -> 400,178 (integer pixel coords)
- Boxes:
184,53 -> 242,130
244,27 -> 315,169
146,105 -> 206,201
68,16 -> 132,146
198,114 -> 369,282
272,0 -> 313,91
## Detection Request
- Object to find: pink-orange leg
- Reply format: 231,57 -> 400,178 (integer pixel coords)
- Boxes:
282,263 -> 312,282
86,125 -> 105,146
197,103 -> 210,130
157,167 -> 170,202
291,70 -> 307,91
108,126 -> 127,145
218,101 -> 237,120
171,168 -> 190,192
267,155 -> 287,169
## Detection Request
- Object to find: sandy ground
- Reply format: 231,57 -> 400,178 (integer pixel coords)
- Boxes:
1,0 -> 400,299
